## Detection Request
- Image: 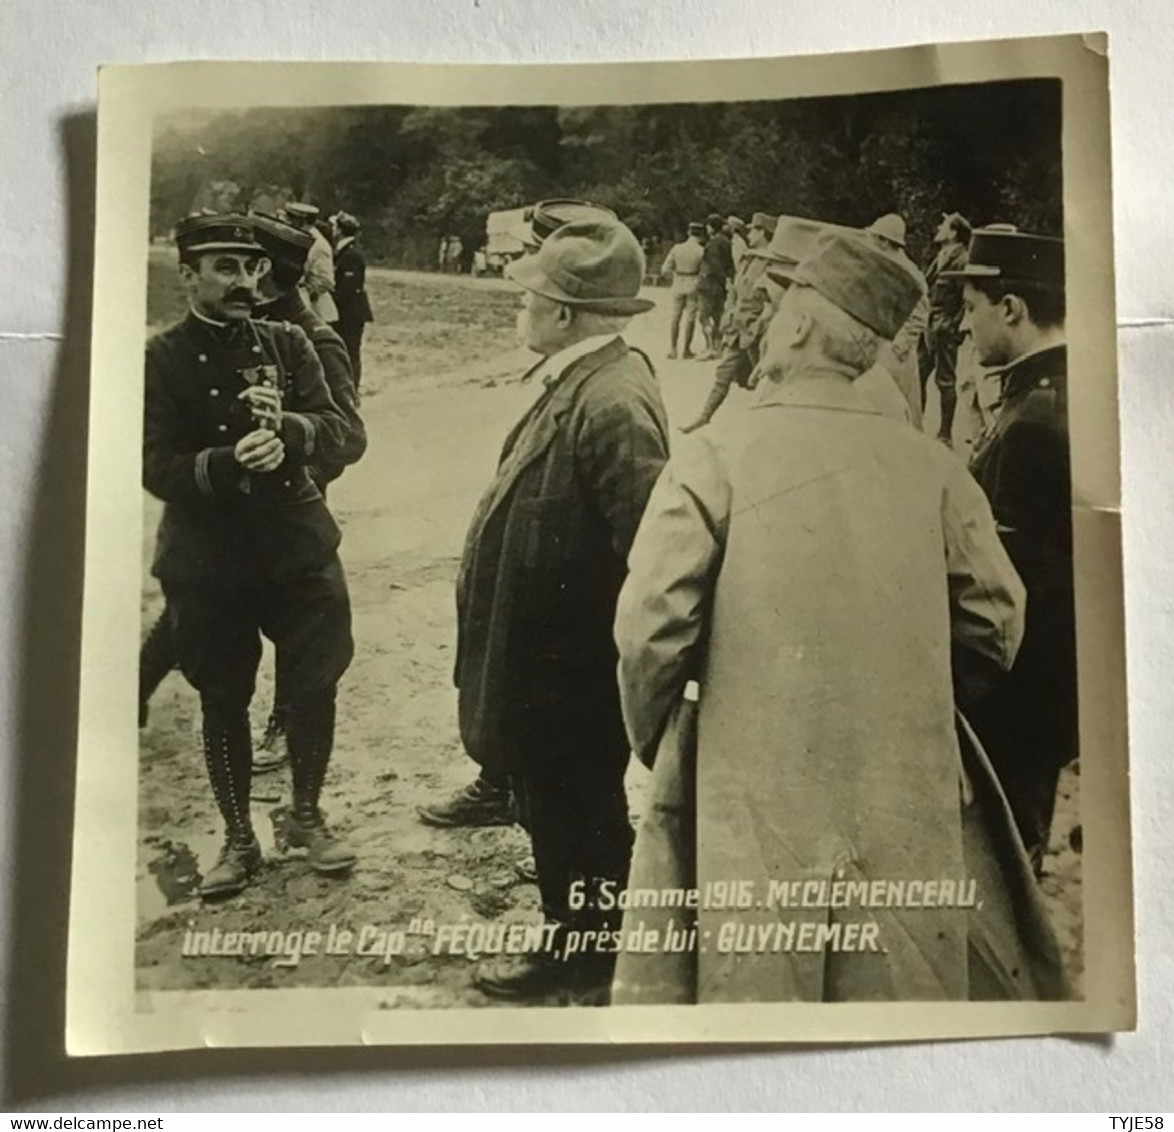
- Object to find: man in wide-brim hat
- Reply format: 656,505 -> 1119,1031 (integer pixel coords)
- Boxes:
864,213 -> 930,426
453,217 -> 669,1000
612,227 -> 1068,1006
417,199 -> 641,835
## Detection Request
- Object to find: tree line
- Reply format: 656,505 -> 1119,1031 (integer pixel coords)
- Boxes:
150,79 -> 1061,271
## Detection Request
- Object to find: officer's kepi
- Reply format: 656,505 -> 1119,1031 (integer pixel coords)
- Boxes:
249,211 -> 314,271
174,214 -> 264,257
940,225 -> 1065,291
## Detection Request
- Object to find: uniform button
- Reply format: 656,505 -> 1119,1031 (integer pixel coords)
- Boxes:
209,388 -> 220,397
217,424 -> 228,433
198,353 -> 208,363
283,479 -> 292,488
1039,378 -> 1051,388
252,345 -> 262,355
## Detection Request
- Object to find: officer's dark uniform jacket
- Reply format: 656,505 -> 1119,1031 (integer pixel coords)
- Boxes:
333,240 -> 374,326
144,311 -> 350,588
967,343 -> 1076,838
255,290 -> 367,487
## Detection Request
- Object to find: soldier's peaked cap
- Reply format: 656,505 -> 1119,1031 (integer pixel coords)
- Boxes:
772,227 -> 924,340
941,226 -> 1065,291
174,213 -> 264,256
249,211 -> 313,268
283,201 -> 321,220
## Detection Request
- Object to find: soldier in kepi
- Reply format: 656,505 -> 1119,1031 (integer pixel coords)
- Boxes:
282,201 -> 339,324
946,226 -> 1075,873
329,211 -> 375,397
247,211 -> 368,773
144,214 -> 357,897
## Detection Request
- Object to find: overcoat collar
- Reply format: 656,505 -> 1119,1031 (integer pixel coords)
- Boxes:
753,368 -> 884,416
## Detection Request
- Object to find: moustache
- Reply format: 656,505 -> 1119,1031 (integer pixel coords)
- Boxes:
225,289 -> 256,305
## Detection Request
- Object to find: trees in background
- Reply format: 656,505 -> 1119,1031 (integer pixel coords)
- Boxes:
149,80 -> 1062,270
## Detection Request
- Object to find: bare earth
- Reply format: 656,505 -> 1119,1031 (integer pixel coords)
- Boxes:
136,265 -> 1082,1005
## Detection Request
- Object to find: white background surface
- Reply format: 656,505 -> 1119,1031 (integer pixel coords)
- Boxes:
0,0 -> 1169,1113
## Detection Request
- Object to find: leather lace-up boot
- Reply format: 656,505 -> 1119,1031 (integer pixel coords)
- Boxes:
285,691 -> 356,874
199,710 -> 262,897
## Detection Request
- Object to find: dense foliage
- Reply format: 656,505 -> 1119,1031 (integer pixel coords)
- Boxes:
150,80 -> 1061,270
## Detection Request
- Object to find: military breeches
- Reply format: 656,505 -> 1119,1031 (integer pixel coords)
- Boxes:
163,556 -> 354,713
511,738 -> 634,931
334,320 -> 366,392
670,291 -> 698,352
919,330 -> 961,398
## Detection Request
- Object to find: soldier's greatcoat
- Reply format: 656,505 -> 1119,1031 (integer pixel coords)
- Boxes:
611,372 -> 1069,1003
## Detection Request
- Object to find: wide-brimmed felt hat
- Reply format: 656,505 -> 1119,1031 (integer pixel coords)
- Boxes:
940,225 -> 1065,290
866,213 -> 908,248
174,213 -> 264,257
505,217 -> 655,316
249,211 -> 313,269
770,227 -> 925,340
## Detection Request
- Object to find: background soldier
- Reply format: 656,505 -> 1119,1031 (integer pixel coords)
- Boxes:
681,210 -> 776,432
727,214 -> 749,270
865,213 -> 929,426
249,211 -> 368,773
144,214 -> 356,896
696,212 -> 735,359
949,227 -> 1074,872
283,201 -> 339,324
661,221 -> 706,359
330,211 -> 375,395
919,211 -> 971,444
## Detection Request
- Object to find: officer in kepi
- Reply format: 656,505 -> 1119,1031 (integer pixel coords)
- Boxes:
945,226 -> 1074,873
144,214 -> 357,897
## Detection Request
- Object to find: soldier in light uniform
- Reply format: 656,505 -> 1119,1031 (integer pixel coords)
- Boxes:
283,202 -> 339,324
144,214 -> 357,897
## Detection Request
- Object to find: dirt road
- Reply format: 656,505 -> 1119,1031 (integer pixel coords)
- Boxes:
136,266 -> 1081,1004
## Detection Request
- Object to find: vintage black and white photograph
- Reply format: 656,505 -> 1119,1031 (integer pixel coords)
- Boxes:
67,36 -> 1133,1052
